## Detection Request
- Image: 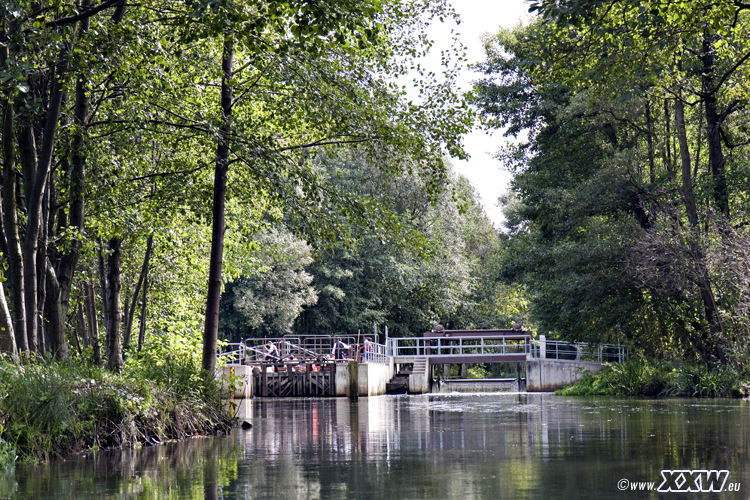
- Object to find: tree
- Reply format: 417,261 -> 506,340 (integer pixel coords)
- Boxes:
288,151 -> 518,337
1,0 -> 471,375
474,8 -> 750,364
227,228 -> 317,338
179,0 -> 472,375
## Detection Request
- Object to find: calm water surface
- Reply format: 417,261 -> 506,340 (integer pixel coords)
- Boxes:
6,394 -> 750,499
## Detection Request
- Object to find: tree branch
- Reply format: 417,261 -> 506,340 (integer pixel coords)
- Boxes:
45,0 -> 123,27
127,164 -> 207,182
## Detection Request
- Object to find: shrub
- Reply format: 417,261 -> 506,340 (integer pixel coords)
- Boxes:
0,355 -> 231,464
557,357 -> 750,398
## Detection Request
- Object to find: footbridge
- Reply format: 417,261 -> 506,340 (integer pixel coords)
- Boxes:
387,331 -> 624,364
218,330 -> 625,397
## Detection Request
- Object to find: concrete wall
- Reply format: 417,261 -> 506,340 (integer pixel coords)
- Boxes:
335,362 -> 350,396
218,365 -> 253,398
525,360 -> 605,392
358,359 -> 395,396
408,360 -> 430,394
333,360 -> 395,397
434,379 -> 520,393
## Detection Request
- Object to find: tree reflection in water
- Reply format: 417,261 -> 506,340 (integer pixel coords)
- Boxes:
6,395 -> 750,499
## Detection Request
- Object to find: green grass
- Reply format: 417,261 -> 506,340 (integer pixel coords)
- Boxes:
0,354 -> 232,465
556,358 -> 750,398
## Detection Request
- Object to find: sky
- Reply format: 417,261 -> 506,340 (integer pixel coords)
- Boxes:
423,0 -> 531,227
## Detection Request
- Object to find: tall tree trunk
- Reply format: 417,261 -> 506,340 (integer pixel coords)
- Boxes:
0,204 -> 7,262
662,99 -> 674,180
121,292 -> 130,351
693,101 -> 703,179
137,269 -> 149,352
84,276 -> 102,366
105,238 -> 123,372
202,33 -> 234,377
57,0 -> 92,319
17,122 -> 38,352
124,233 -> 153,350
645,99 -> 656,185
17,120 -> 36,210
44,258 -> 69,360
97,237 -> 111,335
22,46 -> 70,353
675,97 -> 724,361
0,47 -> 27,353
701,34 -> 730,218
37,172 -> 50,355
72,307 -> 83,355
675,99 -> 699,228
0,280 -> 18,362
78,302 -> 88,350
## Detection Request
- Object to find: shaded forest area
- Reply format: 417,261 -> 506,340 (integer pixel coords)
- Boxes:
218,153 -> 527,342
7,0 -> 749,395
0,0 -> 502,377
473,0 -> 750,369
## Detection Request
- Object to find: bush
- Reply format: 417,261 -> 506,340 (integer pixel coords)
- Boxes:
467,366 -> 491,379
556,358 -> 750,398
0,355 -> 231,464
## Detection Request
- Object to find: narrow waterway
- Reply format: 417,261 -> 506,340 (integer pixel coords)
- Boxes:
6,394 -> 750,499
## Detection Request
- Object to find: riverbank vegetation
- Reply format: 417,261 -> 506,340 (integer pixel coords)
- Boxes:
557,359 -> 750,398
473,0 -> 750,372
0,351 -> 231,467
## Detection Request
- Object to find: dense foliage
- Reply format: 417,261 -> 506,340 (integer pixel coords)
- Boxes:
0,0 -> 473,373
218,153 -> 529,342
0,0 -> 487,461
474,0 -> 750,367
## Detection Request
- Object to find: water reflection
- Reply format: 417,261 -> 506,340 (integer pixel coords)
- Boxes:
7,394 -> 750,499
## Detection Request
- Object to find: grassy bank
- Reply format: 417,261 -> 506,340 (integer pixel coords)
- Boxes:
556,358 -> 750,398
0,355 -> 232,468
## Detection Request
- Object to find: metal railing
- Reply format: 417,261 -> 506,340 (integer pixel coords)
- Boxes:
386,336 -> 624,364
218,335 -> 382,365
360,340 -> 389,365
531,340 -> 625,363
387,336 -> 531,358
219,335 -> 626,366
218,342 -> 248,365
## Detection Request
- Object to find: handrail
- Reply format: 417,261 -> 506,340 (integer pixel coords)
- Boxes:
387,336 -> 532,358
531,339 -> 625,363
385,336 -> 625,364
219,335 -> 626,365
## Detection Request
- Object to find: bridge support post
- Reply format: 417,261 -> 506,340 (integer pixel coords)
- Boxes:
347,361 -> 358,399
261,364 -> 268,397
305,363 -> 312,397
539,335 -> 546,360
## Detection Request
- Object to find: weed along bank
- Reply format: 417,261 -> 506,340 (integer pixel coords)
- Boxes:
217,330 -> 626,398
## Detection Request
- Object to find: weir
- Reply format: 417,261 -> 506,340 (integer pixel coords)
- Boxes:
217,331 -> 625,398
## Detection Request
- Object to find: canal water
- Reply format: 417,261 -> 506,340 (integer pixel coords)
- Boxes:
5,393 -> 750,499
